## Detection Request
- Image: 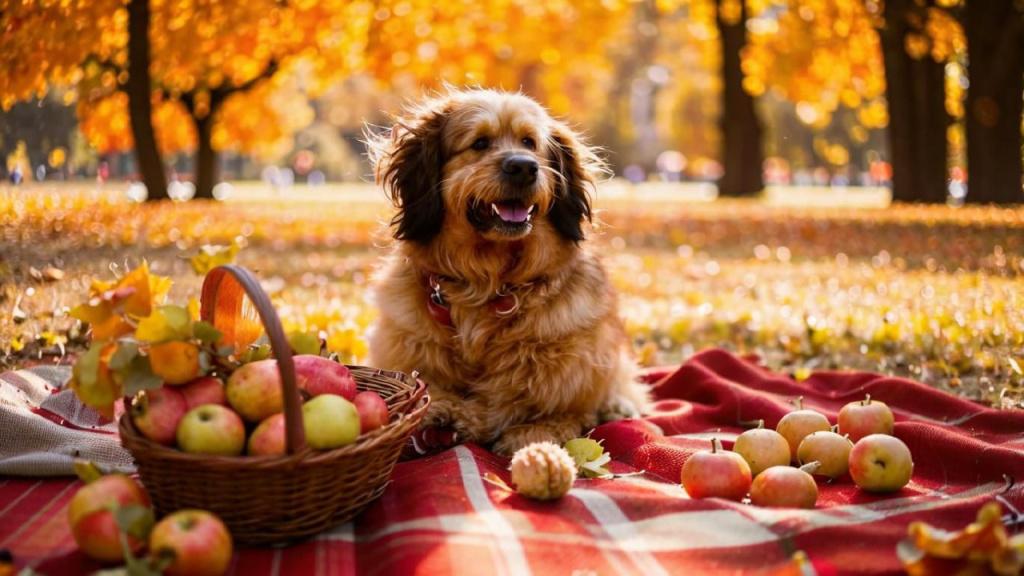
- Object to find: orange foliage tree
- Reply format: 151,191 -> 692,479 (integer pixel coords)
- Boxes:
363,0 -> 631,125
652,0 -> 768,196
1,0 -> 628,200
1,0 -> 370,199
744,0 -> 968,203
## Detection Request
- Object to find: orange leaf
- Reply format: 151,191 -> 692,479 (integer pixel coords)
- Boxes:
117,263 -> 154,317
90,314 -> 134,341
147,341 -> 201,385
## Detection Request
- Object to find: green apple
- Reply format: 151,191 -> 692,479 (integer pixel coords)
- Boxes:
302,394 -> 360,450
849,434 -> 913,492
176,405 -> 246,456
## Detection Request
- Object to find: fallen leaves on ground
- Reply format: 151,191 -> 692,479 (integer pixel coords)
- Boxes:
2,184 -> 1022,407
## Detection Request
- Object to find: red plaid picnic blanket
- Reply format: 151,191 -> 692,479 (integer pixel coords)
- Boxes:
3,348 -> 1023,575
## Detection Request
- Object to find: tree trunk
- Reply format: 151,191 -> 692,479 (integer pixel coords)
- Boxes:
877,0 -> 950,204
193,111 -> 218,200
964,0 -> 1023,204
125,0 -> 168,201
716,0 -> 764,197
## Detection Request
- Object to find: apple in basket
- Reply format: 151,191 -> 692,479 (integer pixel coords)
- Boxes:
179,376 -> 227,410
149,509 -> 233,576
130,387 -> 189,446
225,359 -> 283,422
849,434 -> 913,492
247,412 -> 286,456
776,397 -> 831,461
353,390 -> 389,432
293,355 -> 357,400
176,405 -> 246,456
303,394 -> 360,450
67,474 -> 151,562
680,438 -> 752,501
838,394 -> 894,442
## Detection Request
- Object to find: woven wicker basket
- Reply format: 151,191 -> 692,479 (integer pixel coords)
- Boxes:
118,265 -> 429,546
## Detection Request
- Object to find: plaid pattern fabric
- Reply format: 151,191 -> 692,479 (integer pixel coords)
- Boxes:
3,349 -> 1023,575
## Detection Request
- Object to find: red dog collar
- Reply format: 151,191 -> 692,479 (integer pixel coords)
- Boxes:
422,272 -> 522,329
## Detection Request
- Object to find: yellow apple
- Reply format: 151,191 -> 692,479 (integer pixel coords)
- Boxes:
733,421 -> 791,476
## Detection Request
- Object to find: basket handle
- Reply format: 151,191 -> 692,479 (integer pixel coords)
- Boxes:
200,265 -> 307,455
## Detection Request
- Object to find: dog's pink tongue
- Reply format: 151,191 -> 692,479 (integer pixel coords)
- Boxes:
496,203 -> 529,223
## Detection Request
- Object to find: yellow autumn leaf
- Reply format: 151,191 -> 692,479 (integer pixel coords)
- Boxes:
135,305 -> 192,343
69,301 -> 114,325
187,297 -> 201,321
189,242 -> 241,275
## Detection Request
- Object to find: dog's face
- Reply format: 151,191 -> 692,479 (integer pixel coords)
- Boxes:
370,89 -> 599,246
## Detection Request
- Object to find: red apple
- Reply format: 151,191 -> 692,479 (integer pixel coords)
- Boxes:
149,509 -> 233,576
130,387 -> 188,446
179,376 -> 227,410
176,405 -> 246,456
838,394 -> 894,442
776,397 -> 831,461
353,391 -> 389,433
733,420 -> 791,476
849,434 -> 913,492
750,463 -> 820,509
680,438 -> 752,501
797,428 -> 853,478
247,413 -> 286,456
293,355 -> 357,400
225,359 -> 283,422
67,474 -> 151,562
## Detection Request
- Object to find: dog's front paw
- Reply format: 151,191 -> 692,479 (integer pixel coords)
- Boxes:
422,399 -> 455,429
598,394 -> 641,424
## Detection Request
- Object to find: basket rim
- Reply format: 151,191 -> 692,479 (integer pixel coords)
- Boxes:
120,369 -> 429,468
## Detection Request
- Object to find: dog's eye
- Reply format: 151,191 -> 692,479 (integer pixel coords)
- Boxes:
471,137 -> 490,151
521,137 -> 537,150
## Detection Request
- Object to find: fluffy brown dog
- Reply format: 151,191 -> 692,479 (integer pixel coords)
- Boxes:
367,89 -> 648,456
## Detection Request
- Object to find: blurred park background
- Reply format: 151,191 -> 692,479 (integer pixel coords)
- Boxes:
1,0 -> 1023,406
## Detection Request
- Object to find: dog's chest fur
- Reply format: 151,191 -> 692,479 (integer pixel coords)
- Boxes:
370,249 -> 618,409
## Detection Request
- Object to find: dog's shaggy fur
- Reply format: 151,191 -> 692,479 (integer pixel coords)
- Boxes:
367,89 -> 648,456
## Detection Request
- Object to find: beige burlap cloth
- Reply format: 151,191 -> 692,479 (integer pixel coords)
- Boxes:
0,365 -> 134,476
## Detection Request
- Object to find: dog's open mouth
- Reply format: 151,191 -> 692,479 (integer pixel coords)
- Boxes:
469,200 -> 537,236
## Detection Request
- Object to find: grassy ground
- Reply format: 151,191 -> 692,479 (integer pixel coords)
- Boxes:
2,182 -> 1022,408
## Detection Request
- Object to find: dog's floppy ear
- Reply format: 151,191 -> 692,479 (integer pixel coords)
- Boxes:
368,103 -> 449,244
548,122 -> 600,243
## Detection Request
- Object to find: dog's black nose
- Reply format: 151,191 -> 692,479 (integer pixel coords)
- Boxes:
501,155 -> 539,186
